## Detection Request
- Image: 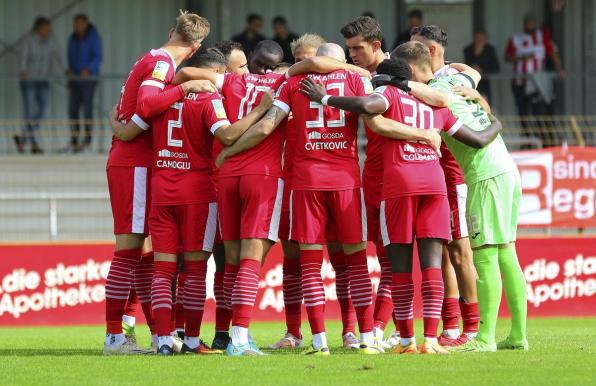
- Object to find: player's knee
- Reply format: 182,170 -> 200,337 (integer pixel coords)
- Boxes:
342,242 -> 365,255
448,242 -> 472,268
281,240 -> 300,259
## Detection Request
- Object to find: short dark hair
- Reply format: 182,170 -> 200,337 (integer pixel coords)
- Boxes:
340,16 -> 383,43
73,13 -> 89,23
376,58 -> 412,81
410,24 -> 448,47
391,41 -> 432,70
214,40 -> 244,60
247,13 -> 262,24
33,16 -> 50,31
254,40 -> 284,58
187,48 -> 227,69
273,16 -> 287,25
409,9 -> 423,19
273,62 -> 292,71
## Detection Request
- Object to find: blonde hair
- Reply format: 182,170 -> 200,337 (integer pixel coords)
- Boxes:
290,34 -> 326,56
175,10 -> 210,43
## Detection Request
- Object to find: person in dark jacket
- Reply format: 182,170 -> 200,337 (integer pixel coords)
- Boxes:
67,13 -> 102,153
464,30 -> 499,101
232,14 -> 266,56
272,16 -> 298,63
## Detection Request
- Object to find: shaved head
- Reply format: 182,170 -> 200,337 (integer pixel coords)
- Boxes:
316,43 -> 346,62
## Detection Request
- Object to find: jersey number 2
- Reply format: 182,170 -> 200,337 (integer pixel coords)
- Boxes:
167,102 -> 183,147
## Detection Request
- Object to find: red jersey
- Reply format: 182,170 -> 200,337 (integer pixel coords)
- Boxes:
373,85 -> 463,199
440,143 -> 465,186
274,70 -> 369,191
108,48 -> 184,168
282,115 -> 296,183
215,72 -> 286,177
362,127 -> 384,182
150,90 -> 231,205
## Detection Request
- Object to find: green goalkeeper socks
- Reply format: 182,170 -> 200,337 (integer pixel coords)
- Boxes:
473,246 -> 501,345
498,245 -> 528,344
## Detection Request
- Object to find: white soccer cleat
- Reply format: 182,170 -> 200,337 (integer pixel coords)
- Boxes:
270,332 -> 304,349
382,330 -> 401,350
342,332 -> 360,349
172,334 -> 184,353
103,334 -> 154,355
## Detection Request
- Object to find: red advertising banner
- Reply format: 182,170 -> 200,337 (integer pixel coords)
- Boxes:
512,146 -> 596,228
0,239 -> 594,326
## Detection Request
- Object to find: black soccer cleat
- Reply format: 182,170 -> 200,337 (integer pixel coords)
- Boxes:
157,344 -> 174,356
211,331 -> 231,351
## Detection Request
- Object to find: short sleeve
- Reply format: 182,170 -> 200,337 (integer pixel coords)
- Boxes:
452,73 -> 476,90
443,109 -> 463,136
205,97 -> 231,134
372,86 -> 391,113
272,80 -> 292,114
140,58 -> 170,90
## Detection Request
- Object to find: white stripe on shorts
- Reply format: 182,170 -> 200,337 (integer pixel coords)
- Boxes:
132,167 -> 148,234
202,202 -> 218,252
288,190 -> 294,240
360,188 -> 368,241
267,179 -> 284,241
456,184 -> 469,238
380,200 -> 390,247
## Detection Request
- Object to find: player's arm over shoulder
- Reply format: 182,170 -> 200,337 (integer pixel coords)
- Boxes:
448,112 -> 503,148
287,56 -> 371,79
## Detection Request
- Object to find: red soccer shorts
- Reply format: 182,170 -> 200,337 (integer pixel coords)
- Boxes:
363,180 -> 382,242
448,183 -> 469,240
149,202 -> 218,254
380,195 -> 450,245
218,175 -> 284,241
278,182 -> 292,241
107,166 -> 151,235
289,189 -> 367,244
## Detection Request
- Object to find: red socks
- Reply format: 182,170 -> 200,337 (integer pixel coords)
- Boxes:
345,249 -> 374,334
221,263 -> 238,331
373,251 -> 394,330
124,288 -> 138,317
133,252 -> 154,334
175,272 -> 186,331
106,248 -> 141,334
151,261 -> 177,336
184,261 -> 207,338
421,268 -> 444,338
441,297 -> 460,331
391,272 -> 415,339
300,249 -> 326,335
214,271 -> 231,332
460,301 -> 480,334
282,257 -> 302,338
329,251 -> 356,336
231,258 -> 261,328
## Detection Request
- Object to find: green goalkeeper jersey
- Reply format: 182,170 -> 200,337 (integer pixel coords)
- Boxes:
429,74 -> 517,185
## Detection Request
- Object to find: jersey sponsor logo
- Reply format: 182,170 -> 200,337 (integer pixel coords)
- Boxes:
158,149 -> 188,159
211,99 -> 228,119
156,160 -> 191,170
404,143 -> 416,153
152,61 -> 170,81
402,143 -> 438,161
308,131 -> 322,140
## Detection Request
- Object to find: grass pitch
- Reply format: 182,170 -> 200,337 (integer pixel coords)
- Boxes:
1,318 -> 595,386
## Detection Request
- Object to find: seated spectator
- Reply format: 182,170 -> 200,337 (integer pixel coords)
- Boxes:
232,13 -> 266,55
464,30 -> 499,101
272,16 -> 299,63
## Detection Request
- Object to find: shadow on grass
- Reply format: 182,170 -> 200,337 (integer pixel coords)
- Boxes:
0,348 -> 103,357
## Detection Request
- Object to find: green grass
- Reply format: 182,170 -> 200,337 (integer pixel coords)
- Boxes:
2,318 -> 595,386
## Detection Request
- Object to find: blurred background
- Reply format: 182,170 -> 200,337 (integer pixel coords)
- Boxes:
0,0 -> 595,241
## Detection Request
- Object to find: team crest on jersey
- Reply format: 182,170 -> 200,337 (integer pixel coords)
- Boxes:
152,61 -> 170,81
362,77 -> 374,94
211,99 -> 228,119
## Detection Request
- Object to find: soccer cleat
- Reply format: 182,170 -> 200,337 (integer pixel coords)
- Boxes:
180,340 -> 222,355
303,346 -> 330,356
150,336 -> 158,353
212,331 -> 231,351
157,344 -> 174,356
497,337 -> 529,351
342,332 -> 360,349
103,335 -> 154,356
225,342 -> 266,356
438,332 -> 461,347
270,332 -> 304,349
442,333 -> 475,347
449,339 -> 497,353
382,330 -> 401,350
172,334 -> 184,353
122,322 -> 137,344
389,341 -> 418,354
420,340 -> 449,354
359,343 -> 383,355
176,329 -> 185,340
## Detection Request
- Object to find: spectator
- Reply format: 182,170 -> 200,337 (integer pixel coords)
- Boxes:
393,9 -> 423,49
232,13 -> 266,56
272,16 -> 299,63
464,30 -> 499,101
16,16 -> 64,154
291,33 -> 326,62
505,13 -> 565,147
67,13 -> 102,153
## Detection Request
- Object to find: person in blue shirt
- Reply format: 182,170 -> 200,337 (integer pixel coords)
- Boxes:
67,13 -> 102,153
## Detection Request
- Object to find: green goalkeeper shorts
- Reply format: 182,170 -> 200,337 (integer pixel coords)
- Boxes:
466,170 -> 521,249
